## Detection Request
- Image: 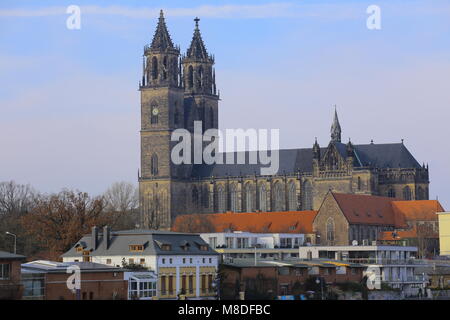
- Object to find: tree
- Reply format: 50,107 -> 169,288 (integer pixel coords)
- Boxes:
21,190 -> 112,260
103,182 -> 139,230
173,214 -> 215,233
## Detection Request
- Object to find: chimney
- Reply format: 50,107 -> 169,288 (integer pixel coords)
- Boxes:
92,226 -> 99,250
103,226 -> 111,250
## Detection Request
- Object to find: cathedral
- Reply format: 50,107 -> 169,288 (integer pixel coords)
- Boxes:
138,11 -> 430,230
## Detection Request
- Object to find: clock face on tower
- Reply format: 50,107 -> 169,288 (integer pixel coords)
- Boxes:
152,107 -> 159,116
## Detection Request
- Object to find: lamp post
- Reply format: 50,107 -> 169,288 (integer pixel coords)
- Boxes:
5,232 -> 17,254
316,277 -> 324,300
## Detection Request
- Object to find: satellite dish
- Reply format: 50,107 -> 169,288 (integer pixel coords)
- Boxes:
352,240 -> 358,246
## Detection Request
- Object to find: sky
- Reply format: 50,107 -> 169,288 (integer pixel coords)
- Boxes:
0,0 -> 449,207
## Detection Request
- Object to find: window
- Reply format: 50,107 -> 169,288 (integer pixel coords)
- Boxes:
357,177 -> 362,191
150,104 -> 159,125
272,182 -> 284,211
190,258 -> 193,264
163,56 -> 168,80
183,258 -> 186,264
129,245 -> 144,252
217,185 -> 226,213
76,246 -> 83,253
202,258 -> 205,263
161,244 -> 171,251
152,56 -> 158,80
169,258 -> 172,264
106,259 -> 112,264
89,292 -> 94,300
326,218 -> 335,242
403,186 -> 412,200
151,154 -> 158,175
417,187 -> 425,200
230,184 -> 238,212
161,276 -> 166,295
188,275 -> 194,294
188,65 -> 194,89
199,245 -> 209,251
168,276 -> 174,295
0,263 -> 11,280
162,258 -> 166,264
192,186 -> 199,205
288,181 -> 297,211
209,258 -> 212,263
140,259 -> 145,265
388,188 -> 396,198
202,185 -> 209,208
129,258 -> 134,264
209,237 -> 217,248
244,183 -> 253,212
259,184 -> 267,212
129,279 -> 157,299
302,180 -> 313,210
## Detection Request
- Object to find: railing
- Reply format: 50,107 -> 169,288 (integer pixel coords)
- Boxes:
344,258 -> 427,265
384,275 -> 427,283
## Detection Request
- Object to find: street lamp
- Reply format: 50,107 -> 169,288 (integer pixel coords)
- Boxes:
5,232 -> 17,254
315,277 -> 324,300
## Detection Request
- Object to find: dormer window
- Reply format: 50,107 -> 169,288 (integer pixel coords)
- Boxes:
199,245 -> 209,251
76,247 -> 83,253
161,244 -> 171,251
129,245 -> 144,252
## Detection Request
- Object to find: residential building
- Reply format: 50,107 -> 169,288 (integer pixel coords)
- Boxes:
21,260 -> 129,300
220,258 -> 365,299
0,251 -> 26,300
313,192 -> 443,257
61,226 -> 219,299
297,245 -> 427,294
201,231 -> 306,250
437,211 -> 450,256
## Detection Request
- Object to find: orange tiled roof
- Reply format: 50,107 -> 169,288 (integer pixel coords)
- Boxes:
391,200 -> 443,222
172,211 -> 318,234
378,229 -> 418,241
331,193 -> 406,227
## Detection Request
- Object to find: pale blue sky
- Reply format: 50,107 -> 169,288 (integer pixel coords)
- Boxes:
1,0 -> 449,207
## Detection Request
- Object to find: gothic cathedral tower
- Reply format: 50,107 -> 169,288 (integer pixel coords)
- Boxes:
139,11 -> 183,230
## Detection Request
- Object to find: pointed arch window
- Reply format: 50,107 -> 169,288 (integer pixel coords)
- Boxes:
302,180 -> 312,210
152,56 -> 158,80
151,154 -> 158,176
417,187 -> 424,200
162,56 -> 168,80
192,186 -> 199,205
230,184 -> 238,212
197,66 -> 203,89
188,66 -> 194,89
326,218 -> 335,243
357,177 -> 362,191
244,183 -> 253,212
151,103 -> 159,125
202,185 -> 209,208
403,186 -> 412,200
217,185 -> 226,213
288,181 -> 297,211
259,184 -> 267,212
272,182 -> 284,211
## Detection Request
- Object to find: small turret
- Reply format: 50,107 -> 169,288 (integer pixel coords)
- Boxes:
330,106 -> 342,143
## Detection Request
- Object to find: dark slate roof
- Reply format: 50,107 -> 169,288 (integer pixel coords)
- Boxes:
0,250 -> 26,260
191,142 -> 421,178
186,19 -> 208,60
22,260 -> 124,273
61,229 -> 218,258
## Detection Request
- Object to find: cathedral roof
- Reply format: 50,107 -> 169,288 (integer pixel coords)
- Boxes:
149,10 -> 175,51
191,142 -> 422,178
186,18 -> 209,60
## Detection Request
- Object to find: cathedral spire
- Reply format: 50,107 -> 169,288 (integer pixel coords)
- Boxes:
330,106 -> 342,143
149,10 -> 175,51
186,17 -> 209,60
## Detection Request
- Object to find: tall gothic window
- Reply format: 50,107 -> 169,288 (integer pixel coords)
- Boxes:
272,182 -> 284,211
417,187 -> 424,200
188,66 -> 194,89
244,183 -> 253,212
403,186 -> 412,200
192,186 -> 199,206
326,218 -> 335,243
302,180 -> 313,210
197,66 -> 203,89
152,56 -> 158,80
357,177 -> 362,191
230,184 -> 238,212
150,154 -> 158,175
202,185 -> 209,208
217,185 -> 226,213
387,188 -> 396,198
288,181 -> 297,211
259,184 -> 267,212
162,56 -> 168,80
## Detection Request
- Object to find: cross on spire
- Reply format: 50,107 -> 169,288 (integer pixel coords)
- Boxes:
330,105 -> 342,143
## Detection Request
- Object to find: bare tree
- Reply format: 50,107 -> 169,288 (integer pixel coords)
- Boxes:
103,182 -> 138,212
0,181 -> 36,215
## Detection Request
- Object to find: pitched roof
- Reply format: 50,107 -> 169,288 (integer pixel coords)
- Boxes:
149,10 -> 175,51
172,211 -> 318,234
378,229 -> 418,241
331,192 -> 406,227
191,143 -> 422,178
61,229 -> 218,258
329,193 -> 444,227
392,200 -> 443,221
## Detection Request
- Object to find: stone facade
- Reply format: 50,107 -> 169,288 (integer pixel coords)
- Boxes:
139,12 -> 430,230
